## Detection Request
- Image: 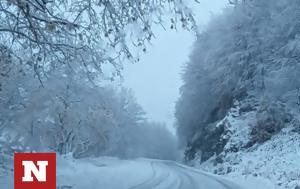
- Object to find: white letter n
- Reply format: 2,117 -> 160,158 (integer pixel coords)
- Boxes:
22,161 -> 48,182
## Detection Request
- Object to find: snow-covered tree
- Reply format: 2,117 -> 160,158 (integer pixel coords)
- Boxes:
0,61 -> 178,160
0,0 -> 196,78
176,0 -> 300,161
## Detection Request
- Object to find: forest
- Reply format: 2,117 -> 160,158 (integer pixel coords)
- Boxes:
1,0 -> 300,189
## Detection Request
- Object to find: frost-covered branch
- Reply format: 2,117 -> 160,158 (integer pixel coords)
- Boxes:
0,0 -> 196,77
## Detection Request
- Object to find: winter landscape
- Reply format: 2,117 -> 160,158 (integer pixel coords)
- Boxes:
1,0 -> 300,188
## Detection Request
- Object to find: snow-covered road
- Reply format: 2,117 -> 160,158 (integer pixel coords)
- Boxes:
57,157 -> 242,189
126,160 -> 241,189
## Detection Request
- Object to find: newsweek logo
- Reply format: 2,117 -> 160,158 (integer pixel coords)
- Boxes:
14,153 -> 56,189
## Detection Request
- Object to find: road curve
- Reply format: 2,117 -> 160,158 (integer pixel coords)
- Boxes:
55,157 -> 243,189
126,159 -> 241,189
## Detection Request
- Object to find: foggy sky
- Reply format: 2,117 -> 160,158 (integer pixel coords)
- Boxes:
123,0 -> 228,133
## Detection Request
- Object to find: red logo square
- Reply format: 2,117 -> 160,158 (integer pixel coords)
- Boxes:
14,153 -> 56,189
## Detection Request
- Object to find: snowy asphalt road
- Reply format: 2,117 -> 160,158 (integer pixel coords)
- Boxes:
126,160 -> 241,189
57,157 -> 242,189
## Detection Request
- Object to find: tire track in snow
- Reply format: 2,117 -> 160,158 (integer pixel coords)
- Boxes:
164,161 -> 199,189
169,162 -> 241,189
128,161 -> 170,189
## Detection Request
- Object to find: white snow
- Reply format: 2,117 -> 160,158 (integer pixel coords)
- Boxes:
56,155 -> 244,189
200,102 -> 300,189
0,154 -> 262,189
0,102 -> 293,189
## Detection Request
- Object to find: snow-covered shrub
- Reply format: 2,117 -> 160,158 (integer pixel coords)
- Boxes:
291,118 -> 300,133
247,103 -> 291,146
184,121 -> 230,162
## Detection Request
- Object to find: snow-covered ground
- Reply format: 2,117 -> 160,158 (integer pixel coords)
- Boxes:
57,156 -> 244,189
200,102 -> 300,189
0,102 -> 288,189
0,154 -> 276,189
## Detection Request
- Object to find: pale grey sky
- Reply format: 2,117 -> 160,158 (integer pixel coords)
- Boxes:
123,0 -> 228,133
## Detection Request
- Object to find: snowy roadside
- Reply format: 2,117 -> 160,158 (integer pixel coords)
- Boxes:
55,155 -> 247,189
0,118 -> 286,189
197,103 -> 300,189
56,155 -> 156,189
0,153 -> 274,189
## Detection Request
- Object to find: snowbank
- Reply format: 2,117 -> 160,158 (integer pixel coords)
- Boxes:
200,103 -> 300,189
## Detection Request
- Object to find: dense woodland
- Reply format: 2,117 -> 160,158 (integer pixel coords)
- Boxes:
0,0 -> 196,161
2,0 -> 300,188
1,0 -> 300,182
176,0 -> 300,162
